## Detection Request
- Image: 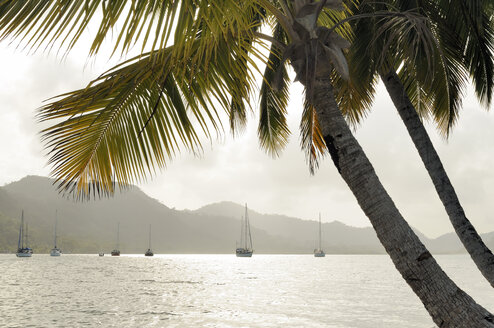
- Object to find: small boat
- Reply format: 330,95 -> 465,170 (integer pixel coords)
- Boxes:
111,222 -> 121,256
50,210 -> 62,257
98,252 -> 104,257
16,211 -> 33,257
314,213 -> 326,257
144,224 -> 154,256
236,204 -> 253,257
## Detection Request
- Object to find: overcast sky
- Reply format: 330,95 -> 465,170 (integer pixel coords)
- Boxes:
1,38 -> 493,239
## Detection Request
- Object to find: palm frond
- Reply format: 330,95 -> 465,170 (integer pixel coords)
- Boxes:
332,65 -> 377,128
0,0 -> 263,60
346,0 -> 474,134
258,22 -> 291,156
228,5 -> 268,136
332,1 -> 378,127
170,1 -> 265,73
397,63 -> 434,120
39,22 -> 266,198
406,35 -> 468,135
0,0 -> 170,56
433,0 -> 494,107
393,0 -> 486,134
300,97 -> 326,174
38,52 -> 206,198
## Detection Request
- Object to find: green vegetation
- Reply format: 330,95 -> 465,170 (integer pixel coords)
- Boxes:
0,212 -> 18,253
0,211 -> 109,254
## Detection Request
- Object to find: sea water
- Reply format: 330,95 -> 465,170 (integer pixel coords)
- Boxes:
0,254 -> 492,327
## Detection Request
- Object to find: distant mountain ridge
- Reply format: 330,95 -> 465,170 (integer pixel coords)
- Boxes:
0,175 -> 492,254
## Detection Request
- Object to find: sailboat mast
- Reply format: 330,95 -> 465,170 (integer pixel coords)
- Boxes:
240,215 -> 245,248
318,213 -> 322,250
117,222 -> 120,249
25,222 -> 29,248
245,204 -> 252,250
244,205 -> 247,248
18,211 -> 23,249
54,210 -> 58,248
148,224 -> 152,249
244,204 -> 247,248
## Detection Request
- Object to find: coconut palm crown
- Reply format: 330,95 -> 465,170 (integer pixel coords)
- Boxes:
337,0 -> 494,287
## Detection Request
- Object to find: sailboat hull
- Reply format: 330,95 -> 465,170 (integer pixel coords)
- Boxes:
16,249 -> 33,257
16,254 -> 32,257
236,248 -> 253,257
16,253 -> 32,257
314,251 -> 325,257
50,248 -> 61,256
236,252 -> 253,257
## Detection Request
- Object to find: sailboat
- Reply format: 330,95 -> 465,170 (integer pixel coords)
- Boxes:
50,210 -> 62,256
111,222 -> 121,256
16,211 -> 33,257
144,225 -> 154,256
144,224 -> 154,256
236,204 -> 253,257
314,213 -> 325,257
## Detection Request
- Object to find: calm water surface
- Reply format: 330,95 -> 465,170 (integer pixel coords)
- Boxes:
0,254 -> 492,327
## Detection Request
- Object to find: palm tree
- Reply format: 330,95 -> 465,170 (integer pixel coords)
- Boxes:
0,1 -> 492,326
341,0 -> 494,287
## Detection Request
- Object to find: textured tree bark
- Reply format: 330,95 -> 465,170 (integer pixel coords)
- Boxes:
382,70 -> 494,288
309,76 -> 494,327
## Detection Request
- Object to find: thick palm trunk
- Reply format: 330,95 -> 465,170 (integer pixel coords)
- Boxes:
309,77 -> 493,327
381,70 -> 494,288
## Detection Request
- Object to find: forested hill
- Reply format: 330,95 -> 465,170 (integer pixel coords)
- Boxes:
0,176 -> 492,254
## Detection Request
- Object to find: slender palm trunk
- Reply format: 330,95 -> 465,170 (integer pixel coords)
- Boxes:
308,76 -> 493,327
381,70 -> 494,288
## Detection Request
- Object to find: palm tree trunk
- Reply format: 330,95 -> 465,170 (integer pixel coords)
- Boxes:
381,70 -> 494,288
309,77 -> 493,327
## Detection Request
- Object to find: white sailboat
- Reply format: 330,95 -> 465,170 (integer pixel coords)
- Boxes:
16,211 -> 33,257
144,224 -> 154,256
50,210 -> 62,256
236,204 -> 253,257
111,222 -> 121,256
314,213 -> 325,257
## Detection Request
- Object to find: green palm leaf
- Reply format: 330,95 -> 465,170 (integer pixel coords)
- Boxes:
340,0 -> 489,135
38,53 -> 202,198
35,1 -> 267,198
435,0 -> 494,107
0,0 -> 259,60
258,22 -> 290,156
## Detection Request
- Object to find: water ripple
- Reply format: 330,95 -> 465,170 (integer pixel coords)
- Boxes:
0,254 -> 492,328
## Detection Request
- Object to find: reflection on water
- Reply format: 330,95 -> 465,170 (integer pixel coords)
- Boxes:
0,254 -> 491,327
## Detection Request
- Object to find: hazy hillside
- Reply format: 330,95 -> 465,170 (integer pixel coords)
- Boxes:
0,176 -> 303,254
1,176 -> 492,254
195,202 -> 386,253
